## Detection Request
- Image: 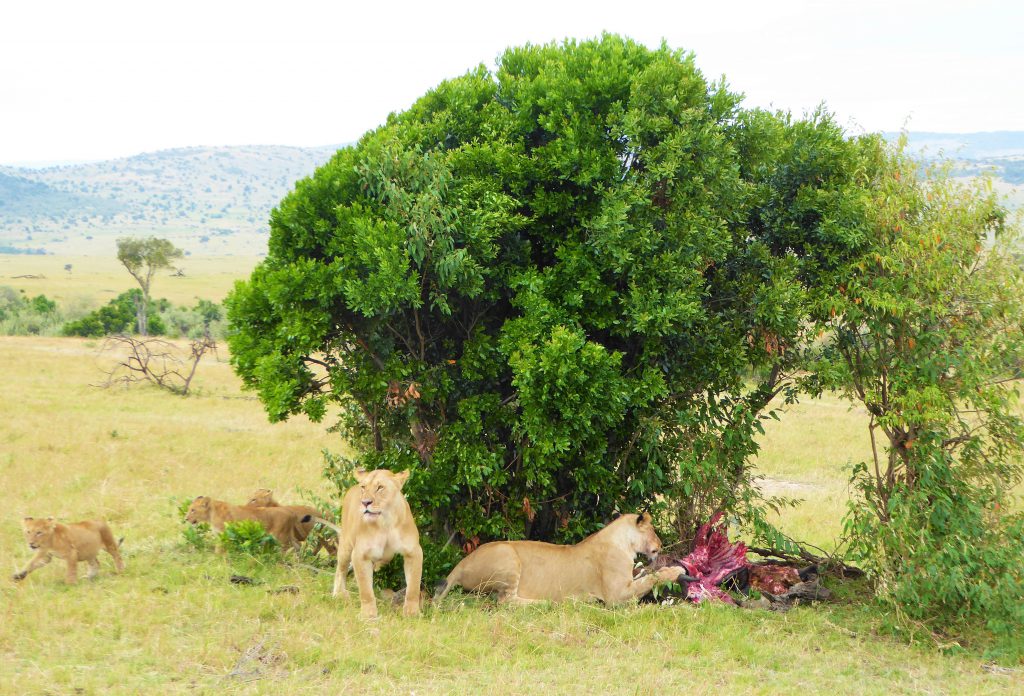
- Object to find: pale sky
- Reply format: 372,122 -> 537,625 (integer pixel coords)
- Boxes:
1,0 -> 1021,165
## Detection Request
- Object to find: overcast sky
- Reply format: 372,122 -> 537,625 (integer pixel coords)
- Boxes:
1,0 -> 1021,165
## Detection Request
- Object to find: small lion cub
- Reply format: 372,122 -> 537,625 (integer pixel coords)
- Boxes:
14,517 -> 125,584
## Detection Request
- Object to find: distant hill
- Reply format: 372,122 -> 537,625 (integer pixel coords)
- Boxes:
0,144 -> 339,255
0,172 -> 122,218
895,131 -> 1024,160
890,131 -> 1024,192
0,134 -> 1020,257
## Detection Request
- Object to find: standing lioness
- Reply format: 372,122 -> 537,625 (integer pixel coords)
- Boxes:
321,468 -> 422,619
435,513 -> 683,604
14,517 -> 125,584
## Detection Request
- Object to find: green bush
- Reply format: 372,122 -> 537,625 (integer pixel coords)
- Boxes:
62,289 -> 167,337
219,520 -> 279,557
808,150 -> 1024,658
158,299 -> 225,339
0,287 -> 64,336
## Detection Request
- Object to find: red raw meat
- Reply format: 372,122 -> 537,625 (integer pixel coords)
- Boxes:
660,512 -> 750,604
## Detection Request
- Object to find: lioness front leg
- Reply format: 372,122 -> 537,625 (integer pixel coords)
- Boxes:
12,550 -> 51,581
332,541 -> 353,598
351,557 -> 378,619
604,565 -> 682,603
401,546 -> 423,617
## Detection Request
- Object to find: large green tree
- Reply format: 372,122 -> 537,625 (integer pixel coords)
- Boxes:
226,36 -> 880,554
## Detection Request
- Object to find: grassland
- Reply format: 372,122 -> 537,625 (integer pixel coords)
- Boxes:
0,258 -> 1021,694
0,254 -> 261,309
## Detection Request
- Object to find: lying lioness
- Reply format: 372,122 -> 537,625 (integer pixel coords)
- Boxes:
14,517 -> 125,584
434,512 -> 684,604
307,468 -> 422,619
184,496 -> 303,551
245,488 -> 335,555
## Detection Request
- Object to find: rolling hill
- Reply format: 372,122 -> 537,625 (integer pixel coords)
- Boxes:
0,144 -> 339,255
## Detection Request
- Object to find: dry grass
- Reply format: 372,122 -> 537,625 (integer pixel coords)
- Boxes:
0,254 -> 262,308
2,335 -> 1022,693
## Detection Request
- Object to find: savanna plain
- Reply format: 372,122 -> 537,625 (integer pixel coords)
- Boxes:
0,256 -> 1020,695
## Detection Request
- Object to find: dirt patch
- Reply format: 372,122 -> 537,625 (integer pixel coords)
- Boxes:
755,476 -> 823,497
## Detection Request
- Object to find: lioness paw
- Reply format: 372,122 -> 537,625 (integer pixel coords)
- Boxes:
12,571 -> 26,581
655,565 -> 684,583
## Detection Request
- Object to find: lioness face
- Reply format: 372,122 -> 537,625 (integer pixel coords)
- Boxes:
247,489 -> 274,506
353,469 -> 410,524
22,517 -> 56,550
185,496 -> 212,524
632,513 -> 662,561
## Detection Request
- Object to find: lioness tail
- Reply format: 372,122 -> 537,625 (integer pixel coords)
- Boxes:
301,514 -> 341,535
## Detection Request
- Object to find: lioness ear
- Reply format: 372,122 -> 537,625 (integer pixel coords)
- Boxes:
638,512 -> 652,525
393,470 -> 411,490
354,468 -> 369,484
23,516 -> 33,521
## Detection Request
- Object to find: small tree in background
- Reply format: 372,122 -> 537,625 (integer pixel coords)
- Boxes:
116,236 -> 183,335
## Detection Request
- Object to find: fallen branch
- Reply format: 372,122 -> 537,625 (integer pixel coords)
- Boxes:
747,545 -> 864,578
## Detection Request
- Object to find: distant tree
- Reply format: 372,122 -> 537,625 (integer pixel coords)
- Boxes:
64,263 -> 72,274
116,236 -> 183,335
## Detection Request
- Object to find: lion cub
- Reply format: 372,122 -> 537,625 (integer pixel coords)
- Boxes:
245,489 -> 335,555
184,496 -> 303,552
14,517 -> 125,584
309,469 -> 422,619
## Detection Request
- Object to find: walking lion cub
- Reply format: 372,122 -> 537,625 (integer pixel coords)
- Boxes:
14,517 -> 125,584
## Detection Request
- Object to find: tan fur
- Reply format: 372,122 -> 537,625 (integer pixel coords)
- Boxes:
435,513 -> 683,604
184,496 -> 303,551
14,517 -> 125,584
330,469 -> 422,619
246,489 -> 335,555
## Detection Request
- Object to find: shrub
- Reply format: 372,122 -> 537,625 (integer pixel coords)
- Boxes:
807,148 -> 1024,657
219,519 -> 279,557
0,287 -> 65,336
62,289 -> 167,337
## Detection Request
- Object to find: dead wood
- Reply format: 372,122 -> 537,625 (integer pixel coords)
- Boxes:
94,333 -> 217,396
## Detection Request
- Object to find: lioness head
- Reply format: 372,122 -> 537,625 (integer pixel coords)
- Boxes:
625,512 -> 662,561
185,496 -> 212,524
246,489 -> 275,507
353,468 -> 410,524
22,517 -> 56,550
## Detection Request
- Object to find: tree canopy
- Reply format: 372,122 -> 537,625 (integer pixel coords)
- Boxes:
227,35 -> 885,546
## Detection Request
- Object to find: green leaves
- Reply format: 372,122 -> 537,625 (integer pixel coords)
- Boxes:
228,35 -> 989,573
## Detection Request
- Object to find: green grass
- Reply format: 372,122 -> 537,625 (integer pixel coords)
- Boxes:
1,334 -> 1021,694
